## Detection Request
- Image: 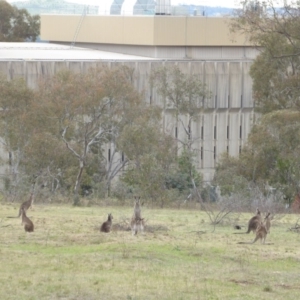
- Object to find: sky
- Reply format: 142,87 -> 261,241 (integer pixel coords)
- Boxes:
7,0 -> 243,8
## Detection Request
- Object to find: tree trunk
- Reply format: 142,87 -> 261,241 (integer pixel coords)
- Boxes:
73,159 -> 84,206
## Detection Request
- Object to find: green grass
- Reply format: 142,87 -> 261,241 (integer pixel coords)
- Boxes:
1,202 -> 300,300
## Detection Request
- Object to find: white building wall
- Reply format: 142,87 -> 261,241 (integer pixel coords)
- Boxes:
0,59 -> 255,182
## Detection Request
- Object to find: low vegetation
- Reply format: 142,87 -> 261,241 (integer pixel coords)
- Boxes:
1,201 -> 300,300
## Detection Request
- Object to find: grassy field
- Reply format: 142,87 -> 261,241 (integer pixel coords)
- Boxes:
1,201 -> 300,300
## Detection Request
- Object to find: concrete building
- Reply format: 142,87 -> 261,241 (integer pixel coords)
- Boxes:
0,13 -> 258,182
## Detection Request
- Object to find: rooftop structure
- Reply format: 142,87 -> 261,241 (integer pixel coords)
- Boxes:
40,15 -> 255,59
0,42 -> 157,61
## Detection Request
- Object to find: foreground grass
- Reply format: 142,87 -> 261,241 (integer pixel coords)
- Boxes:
0,202 -> 300,300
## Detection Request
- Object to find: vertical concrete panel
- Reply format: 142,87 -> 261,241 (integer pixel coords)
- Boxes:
202,112 -> 214,169
164,110 -> 176,137
40,61 -> 55,77
204,62 -> 216,109
192,116 -> 202,169
190,61 -> 204,80
121,61 -> 138,89
242,110 -> 254,143
177,61 -> 190,74
216,62 -> 229,108
82,61 -> 111,73
217,111 -> 228,156
229,62 -> 242,108
228,111 -> 240,156
0,62 -> 10,80
242,62 -> 253,108
149,61 -> 168,107
10,61 -> 25,80
136,62 -> 152,103
26,61 -> 40,89
69,61 -> 82,73
54,61 -> 69,73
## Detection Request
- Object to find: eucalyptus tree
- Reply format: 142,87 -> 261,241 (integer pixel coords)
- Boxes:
214,110 -> 300,205
36,66 -> 142,203
118,104 -> 176,205
0,0 -> 40,42
0,75 -> 35,195
231,0 -> 300,113
150,65 -> 211,194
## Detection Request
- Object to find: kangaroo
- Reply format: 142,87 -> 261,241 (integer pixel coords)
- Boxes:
130,196 -> 144,235
238,221 -> 268,244
7,193 -> 35,219
100,213 -> 113,233
21,207 -> 34,232
234,208 -> 262,234
264,212 -> 271,233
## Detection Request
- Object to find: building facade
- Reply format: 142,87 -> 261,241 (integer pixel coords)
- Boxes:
0,15 -> 258,182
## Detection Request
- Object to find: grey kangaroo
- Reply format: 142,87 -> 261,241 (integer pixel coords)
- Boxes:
264,212 -> 271,233
21,207 -> 34,232
234,208 -> 262,234
100,213 -> 113,233
7,193 -> 34,219
130,196 -> 144,235
238,220 -> 268,244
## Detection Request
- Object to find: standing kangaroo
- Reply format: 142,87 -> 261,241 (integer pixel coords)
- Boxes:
264,212 -> 271,233
100,213 -> 113,233
238,221 -> 268,244
234,208 -> 262,234
130,196 -> 144,235
7,193 -> 35,219
21,207 -> 34,232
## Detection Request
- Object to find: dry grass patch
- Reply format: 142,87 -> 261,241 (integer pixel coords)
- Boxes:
1,203 -> 300,299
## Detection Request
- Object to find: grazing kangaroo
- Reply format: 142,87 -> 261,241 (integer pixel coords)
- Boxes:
234,208 -> 262,234
130,196 -> 144,235
100,213 -> 113,233
7,193 -> 35,219
21,207 -> 34,232
265,212 -> 271,233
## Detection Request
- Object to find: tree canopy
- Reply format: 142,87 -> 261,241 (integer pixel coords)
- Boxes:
0,0 -> 40,42
214,110 -> 300,202
214,1 -> 300,204
231,0 -> 300,113
0,66 -> 180,204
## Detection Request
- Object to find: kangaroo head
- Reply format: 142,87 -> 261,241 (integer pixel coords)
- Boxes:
108,213 -> 113,221
256,208 -> 261,215
134,196 -> 140,206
